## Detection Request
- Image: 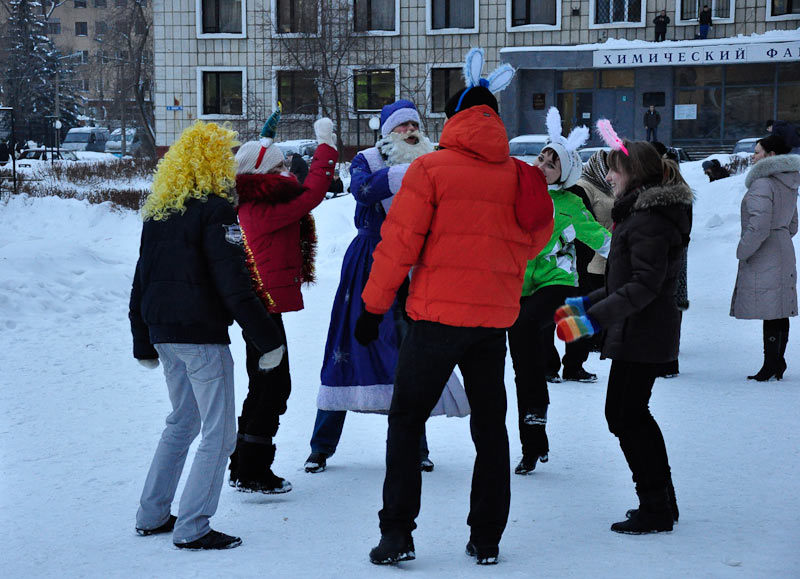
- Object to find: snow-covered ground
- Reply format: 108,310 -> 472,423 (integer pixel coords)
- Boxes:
1,159 -> 799,578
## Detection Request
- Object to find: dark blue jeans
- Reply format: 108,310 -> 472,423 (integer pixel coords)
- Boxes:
646,127 -> 658,142
379,320 -> 510,548
309,408 -> 429,459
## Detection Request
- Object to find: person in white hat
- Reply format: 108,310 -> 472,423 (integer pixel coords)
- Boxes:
508,107 -> 612,476
228,108 -> 339,494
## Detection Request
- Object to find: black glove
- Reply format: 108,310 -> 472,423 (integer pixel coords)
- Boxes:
354,310 -> 383,346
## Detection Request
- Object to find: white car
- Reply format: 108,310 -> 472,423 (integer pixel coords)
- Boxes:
276,139 -> 318,163
578,146 -> 611,163
509,134 -> 550,165
3,148 -> 78,170
732,137 -> 760,155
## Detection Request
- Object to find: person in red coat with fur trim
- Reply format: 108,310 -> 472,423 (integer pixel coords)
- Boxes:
228,110 -> 338,494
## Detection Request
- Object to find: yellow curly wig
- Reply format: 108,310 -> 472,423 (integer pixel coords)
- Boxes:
141,121 -> 240,221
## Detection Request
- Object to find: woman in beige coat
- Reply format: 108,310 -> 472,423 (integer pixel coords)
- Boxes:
731,135 -> 799,381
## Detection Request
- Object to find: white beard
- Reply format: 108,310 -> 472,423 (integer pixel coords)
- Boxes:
377,131 -> 434,166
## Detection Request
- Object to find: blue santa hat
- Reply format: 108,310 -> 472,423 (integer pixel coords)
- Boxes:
380,99 -> 421,138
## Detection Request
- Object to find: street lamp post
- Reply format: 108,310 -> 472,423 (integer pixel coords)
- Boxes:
0,106 -> 18,195
368,116 -> 380,144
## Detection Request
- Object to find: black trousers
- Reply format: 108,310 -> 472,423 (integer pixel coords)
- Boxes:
379,320 -> 510,548
605,359 -> 672,492
240,313 -> 291,439
508,285 -> 573,456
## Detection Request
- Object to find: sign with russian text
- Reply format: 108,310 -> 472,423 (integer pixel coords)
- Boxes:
674,104 -> 697,121
593,41 -> 800,68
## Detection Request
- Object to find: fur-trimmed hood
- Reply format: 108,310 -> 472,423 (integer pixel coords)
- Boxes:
745,154 -> 800,189
633,182 -> 694,211
236,173 -> 304,205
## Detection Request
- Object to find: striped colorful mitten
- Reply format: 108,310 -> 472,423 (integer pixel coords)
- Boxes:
556,314 -> 600,343
554,296 -> 591,324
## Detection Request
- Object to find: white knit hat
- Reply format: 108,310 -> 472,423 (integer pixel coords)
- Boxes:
235,105 -> 285,174
236,140 -> 285,174
543,142 -> 583,189
544,107 -> 589,189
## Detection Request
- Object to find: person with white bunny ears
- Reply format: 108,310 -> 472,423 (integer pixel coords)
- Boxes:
357,48 -> 554,566
508,107 -> 611,475
227,108 -> 339,495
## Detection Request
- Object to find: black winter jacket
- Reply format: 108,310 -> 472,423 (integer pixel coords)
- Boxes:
699,10 -> 712,25
587,183 -> 693,364
129,195 -> 281,360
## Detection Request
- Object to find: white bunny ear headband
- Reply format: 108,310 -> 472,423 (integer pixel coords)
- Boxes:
453,47 -> 516,113
545,106 -> 589,153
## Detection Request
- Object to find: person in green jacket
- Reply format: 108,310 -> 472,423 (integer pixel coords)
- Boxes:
509,139 -> 611,475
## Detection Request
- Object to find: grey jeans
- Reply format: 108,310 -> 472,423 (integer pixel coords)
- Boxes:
136,343 -> 237,543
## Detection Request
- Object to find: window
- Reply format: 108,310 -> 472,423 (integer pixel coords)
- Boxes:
277,70 -> 318,115
200,70 -> 244,116
276,0 -> 317,33
643,92 -> 666,107
197,1 -> 242,38
559,70 -> 594,90
770,0 -> 800,16
95,0 -> 107,6
593,0 -> 642,24
431,0 -> 475,30
75,22 -> 88,36
79,50 -> 89,64
115,0 -> 127,6
201,0 -> 243,34
354,69 -> 395,111
100,51 -> 109,64
600,69 -> 634,88
95,21 -> 108,36
431,68 -> 464,113
80,78 -> 90,91
47,20 -> 61,34
511,0 -> 556,26
75,0 -> 87,7
354,0 -> 396,32
677,0 -> 733,21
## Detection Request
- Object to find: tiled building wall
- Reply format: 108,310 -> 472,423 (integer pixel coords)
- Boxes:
154,0 -> 800,147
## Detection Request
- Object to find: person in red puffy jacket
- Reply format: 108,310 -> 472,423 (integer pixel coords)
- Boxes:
357,48 -> 554,565
227,111 -> 338,495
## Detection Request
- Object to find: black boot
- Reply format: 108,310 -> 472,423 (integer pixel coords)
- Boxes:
748,325 -> 785,381
517,407 -> 549,475
612,487 -> 674,534
234,439 -> 292,494
369,532 -> 415,564
626,480 -> 679,523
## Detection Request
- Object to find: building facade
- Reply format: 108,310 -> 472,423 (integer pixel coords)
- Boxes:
42,0 -> 152,127
153,0 -> 799,151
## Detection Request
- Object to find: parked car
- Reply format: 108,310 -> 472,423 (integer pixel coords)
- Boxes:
669,147 -> 692,163
2,148 -> 78,169
509,134 -> 550,164
732,137 -> 760,155
578,146 -> 611,162
61,127 -> 110,153
105,128 -> 143,157
276,139 -> 318,163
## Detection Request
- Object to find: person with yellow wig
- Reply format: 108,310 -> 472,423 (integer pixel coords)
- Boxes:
130,121 -> 284,551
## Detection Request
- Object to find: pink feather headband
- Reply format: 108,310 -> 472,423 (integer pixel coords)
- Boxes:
596,119 -> 629,156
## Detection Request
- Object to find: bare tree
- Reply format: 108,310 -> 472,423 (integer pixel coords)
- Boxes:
101,0 -> 154,156
266,0 -> 382,150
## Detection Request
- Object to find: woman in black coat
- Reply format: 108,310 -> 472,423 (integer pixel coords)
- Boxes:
555,140 -> 693,534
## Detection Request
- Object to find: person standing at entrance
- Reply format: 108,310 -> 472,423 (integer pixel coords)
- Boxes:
644,106 -> 661,143
698,5 -> 712,39
653,10 -> 670,42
